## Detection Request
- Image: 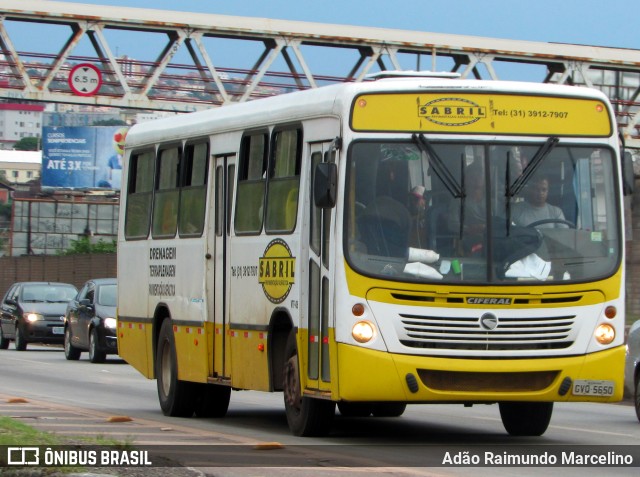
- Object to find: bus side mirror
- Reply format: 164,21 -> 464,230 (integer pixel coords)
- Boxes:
623,151 -> 635,196
314,162 -> 337,208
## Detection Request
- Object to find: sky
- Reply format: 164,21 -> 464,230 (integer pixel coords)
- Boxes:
48,0 -> 637,50
5,1 -> 636,84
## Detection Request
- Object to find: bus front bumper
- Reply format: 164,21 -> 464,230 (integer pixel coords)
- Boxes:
336,343 -> 625,403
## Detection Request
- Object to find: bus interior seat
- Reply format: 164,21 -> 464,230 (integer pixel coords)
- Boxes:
426,199 -> 456,256
360,196 -> 410,257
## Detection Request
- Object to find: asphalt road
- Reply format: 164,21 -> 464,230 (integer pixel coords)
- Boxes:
1,345 -> 639,477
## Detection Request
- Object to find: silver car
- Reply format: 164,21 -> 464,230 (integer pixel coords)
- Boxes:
626,320 -> 640,422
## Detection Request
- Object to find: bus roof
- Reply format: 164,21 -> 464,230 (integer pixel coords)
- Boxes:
124,77 -> 611,148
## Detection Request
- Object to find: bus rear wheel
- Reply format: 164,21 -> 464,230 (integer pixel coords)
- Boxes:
156,319 -> 195,417
283,331 -> 335,436
499,401 -> 553,436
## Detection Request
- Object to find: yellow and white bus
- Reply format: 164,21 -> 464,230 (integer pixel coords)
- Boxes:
117,73 -> 630,437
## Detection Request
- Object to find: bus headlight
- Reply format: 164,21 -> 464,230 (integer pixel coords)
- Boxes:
352,321 -> 375,343
25,313 -> 43,322
104,318 -> 117,329
594,323 -> 615,345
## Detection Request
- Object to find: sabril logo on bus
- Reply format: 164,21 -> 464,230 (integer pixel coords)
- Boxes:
418,97 -> 487,126
259,239 -> 296,304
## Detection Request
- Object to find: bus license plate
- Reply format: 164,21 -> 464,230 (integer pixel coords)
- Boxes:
572,380 -> 614,397
52,327 -> 64,335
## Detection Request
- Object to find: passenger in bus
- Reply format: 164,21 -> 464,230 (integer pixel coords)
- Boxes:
512,176 -> 568,228
408,185 -> 428,248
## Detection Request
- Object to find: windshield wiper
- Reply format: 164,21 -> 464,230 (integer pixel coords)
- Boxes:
412,134 -> 469,239
508,136 -> 559,197
412,134 -> 464,199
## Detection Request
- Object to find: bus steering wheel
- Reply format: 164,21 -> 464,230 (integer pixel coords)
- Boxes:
526,218 -> 576,229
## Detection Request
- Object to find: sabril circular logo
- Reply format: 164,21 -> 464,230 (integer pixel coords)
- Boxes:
418,97 -> 486,126
258,239 -> 296,304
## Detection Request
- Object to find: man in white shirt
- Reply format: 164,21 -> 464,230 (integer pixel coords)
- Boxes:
512,176 -> 567,228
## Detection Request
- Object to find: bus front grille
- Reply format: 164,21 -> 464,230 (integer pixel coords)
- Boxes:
417,369 -> 559,392
398,313 -> 576,351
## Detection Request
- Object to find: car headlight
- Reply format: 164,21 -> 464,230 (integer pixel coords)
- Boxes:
24,313 -> 44,322
104,318 -> 117,329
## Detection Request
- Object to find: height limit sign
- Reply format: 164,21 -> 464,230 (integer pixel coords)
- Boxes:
68,63 -> 102,96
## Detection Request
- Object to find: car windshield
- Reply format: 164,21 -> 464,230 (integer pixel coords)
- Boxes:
21,284 -> 77,302
345,139 -> 621,284
97,284 -> 117,307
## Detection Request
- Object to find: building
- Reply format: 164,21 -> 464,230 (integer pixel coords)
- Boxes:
0,103 -> 45,150
0,180 -> 13,204
10,196 -> 119,256
0,150 -> 41,186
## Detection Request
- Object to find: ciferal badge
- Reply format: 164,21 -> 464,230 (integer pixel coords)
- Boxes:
258,239 -> 296,304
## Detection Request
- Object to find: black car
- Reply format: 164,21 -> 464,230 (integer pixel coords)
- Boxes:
64,278 -> 117,363
0,282 -> 78,351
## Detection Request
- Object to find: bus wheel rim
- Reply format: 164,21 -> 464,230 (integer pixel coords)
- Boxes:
284,356 -> 301,409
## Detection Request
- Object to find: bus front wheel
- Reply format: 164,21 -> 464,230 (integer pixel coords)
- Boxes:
156,319 -> 195,417
283,331 -> 335,436
499,401 -> 553,436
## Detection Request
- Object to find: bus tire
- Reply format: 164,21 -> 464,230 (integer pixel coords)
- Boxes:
372,402 -> 407,417
337,402 -> 373,417
499,401 -> 553,436
156,319 -> 195,417
193,383 -> 231,418
283,331 -> 335,436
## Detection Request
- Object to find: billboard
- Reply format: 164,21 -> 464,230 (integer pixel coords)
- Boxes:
41,126 -> 128,190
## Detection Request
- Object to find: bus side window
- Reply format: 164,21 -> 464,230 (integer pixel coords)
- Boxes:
124,150 -> 155,240
152,146 -> 181,239
266,127 -> 302,233
235,132 -> 268,234
178,142 -> 208,237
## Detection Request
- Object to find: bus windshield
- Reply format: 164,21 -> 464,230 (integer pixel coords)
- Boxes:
345,139 -> 620,284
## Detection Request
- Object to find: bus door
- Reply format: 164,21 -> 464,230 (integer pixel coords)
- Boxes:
306,142 -> 335,392
207,154 -> 236,380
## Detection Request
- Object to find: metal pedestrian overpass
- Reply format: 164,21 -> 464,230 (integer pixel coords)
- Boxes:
2,0 -> 640,147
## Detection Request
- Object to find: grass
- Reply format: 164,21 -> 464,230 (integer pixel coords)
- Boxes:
0,415 -> 133,475
0,416 -> 66,446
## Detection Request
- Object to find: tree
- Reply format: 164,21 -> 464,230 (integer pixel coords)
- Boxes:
0,203 -> 11,220
58,236 -> 116,255
13,137 -> 39,151
92,119 -> 127,126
